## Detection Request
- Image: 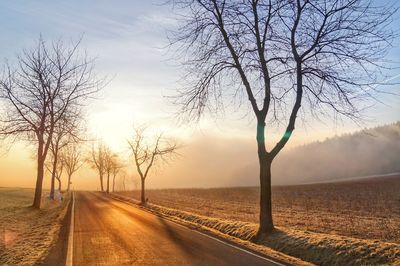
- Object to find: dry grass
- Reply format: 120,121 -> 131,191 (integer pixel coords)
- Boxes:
118,174 -> 400,244
0,188 -> 70,265
115,174 -> 400,265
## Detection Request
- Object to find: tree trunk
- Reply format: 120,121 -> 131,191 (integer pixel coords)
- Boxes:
140,178 -> 145,204
67,174 -> 71,191
258,159 -> 274,236
99,173 -> 104,192
50,173 -> 56,200
56,176 -> 61,191
112,174 -> 116,193
32,141 -> 45,209
49,151 -> 58,200
256,120 -> 274,239
106,173 -> 110,193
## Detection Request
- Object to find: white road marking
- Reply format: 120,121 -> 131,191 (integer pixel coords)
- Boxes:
66,191 -> 75,266
170,218 -> 286,266
110,194 -> 286,266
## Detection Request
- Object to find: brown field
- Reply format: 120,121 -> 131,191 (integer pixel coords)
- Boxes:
118,174 -> 400,244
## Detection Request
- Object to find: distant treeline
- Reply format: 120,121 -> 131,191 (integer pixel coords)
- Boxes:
273,122 -> 400,184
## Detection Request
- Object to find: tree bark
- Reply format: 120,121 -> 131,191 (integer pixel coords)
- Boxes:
32,140 -> 44,209
49,150 -> 58,200
50,173 -> 56,200
140,178 -> 145,204
56,176 -> 61,191
106,173 -> 110,193
67,175 -> 71,191
112,174 -> 116,193
99,173 -> 104,192
256,120 -> 274,238
258,159 -> 274,235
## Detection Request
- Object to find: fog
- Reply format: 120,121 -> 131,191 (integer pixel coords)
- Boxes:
147,122 -> 400,188
1,123 -> 399,190
273,122 -> 400,184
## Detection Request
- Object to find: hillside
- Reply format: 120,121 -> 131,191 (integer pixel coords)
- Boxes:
272,122 -> 400,184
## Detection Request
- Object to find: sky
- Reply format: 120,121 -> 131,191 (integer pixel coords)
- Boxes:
0,0 -> 399,190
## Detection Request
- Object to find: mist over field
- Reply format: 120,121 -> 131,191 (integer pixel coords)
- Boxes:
244,123 -> 400,185
1,122 -> 399,190
273,122 -> 400,184
156,123 -> 400,188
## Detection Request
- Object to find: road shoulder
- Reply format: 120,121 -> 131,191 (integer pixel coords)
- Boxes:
40,193 -> 73,266
109,193 -> 309,266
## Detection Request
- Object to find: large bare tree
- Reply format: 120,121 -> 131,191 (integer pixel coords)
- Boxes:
170,0 -> 396,237
128,127 -> 178,204
0,37 -> 101,208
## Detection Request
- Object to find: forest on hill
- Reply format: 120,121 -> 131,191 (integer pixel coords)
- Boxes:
272,122 -> 400,184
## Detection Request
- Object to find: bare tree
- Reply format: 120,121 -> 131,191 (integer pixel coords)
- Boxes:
62,143 -> 84,192
55,159 -> 64,192
113,169 -> 126,192
103,148 -> 118,194
89,142 -> 120,194
89,141 -> 107,192
119,174 -> 138,191
0,37 -> 101,208
170,0 -> 396,237
46,149 -> 64,192
111,158 -> 124,193
121,174 -> 127,191
128,127 -> 178,204
132,176 -> 140,190
46,112 -> 81,199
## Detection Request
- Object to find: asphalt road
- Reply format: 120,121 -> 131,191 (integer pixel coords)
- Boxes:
73,191 -> 282,266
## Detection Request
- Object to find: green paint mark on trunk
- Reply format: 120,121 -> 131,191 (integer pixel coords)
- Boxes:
283,130 -> 292,140
257,123 -> 265,144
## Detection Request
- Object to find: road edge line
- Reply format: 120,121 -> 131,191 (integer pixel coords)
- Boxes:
188,226 -> 286,266
157,213 -> 286,266
66,191 -> 75,266
108,193 -> 288,266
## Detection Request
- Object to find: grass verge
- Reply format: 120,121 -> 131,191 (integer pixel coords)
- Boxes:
0,188 -> 71,265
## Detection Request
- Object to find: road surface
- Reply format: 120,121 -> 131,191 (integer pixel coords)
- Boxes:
73,191 -> 282,265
